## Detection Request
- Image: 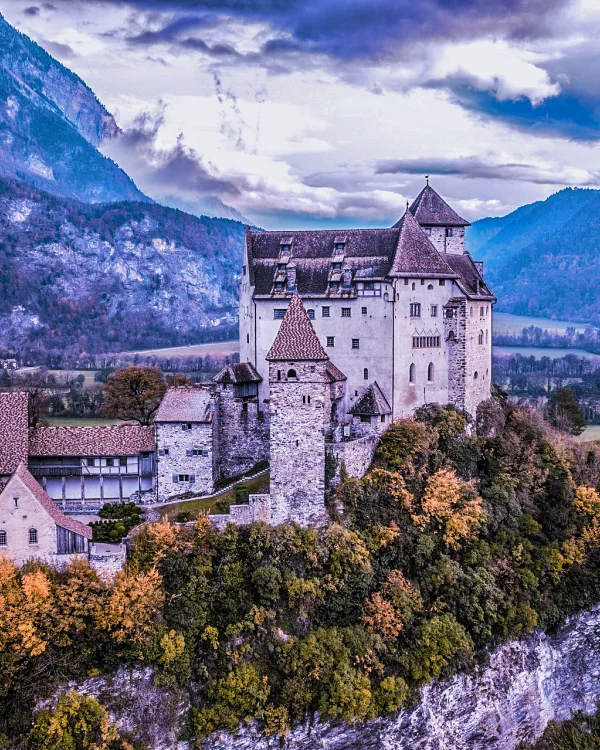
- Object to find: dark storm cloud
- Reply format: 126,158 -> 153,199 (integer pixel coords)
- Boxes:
42,39 -> 76,58
376,156 -> 600,186
23,5 -> 40,15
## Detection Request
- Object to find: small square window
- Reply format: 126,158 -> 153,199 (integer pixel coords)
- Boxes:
424,227 -> 431,235
410,303 -> 421,318
87,457 -> 95,467
182,423 -> 193,431
361,307 -> 367,315
352,338 -> 360,350
106,458 -> 114,467
307,309 -> 315,320
322,306 -> 330,317
164,448 -> 169,456
178,474 -> 189,482
420,279 -> 425,286
341,308 -> 351,318
274,309 -> 286,319
446,227 -> 453,237
439,279 -> 445,286
404,279 -> 409,286
327,336 -> 335,347
119,457 -> 127,467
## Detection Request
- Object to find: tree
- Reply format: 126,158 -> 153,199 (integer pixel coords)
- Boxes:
165,374 -> 191,387
102,367 -> 166,425
29,692 -> 119,749
547,387 -> 587,435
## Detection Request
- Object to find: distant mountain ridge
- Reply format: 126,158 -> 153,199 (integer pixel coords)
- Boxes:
0,176 -> 244,360
467,187 -> 600,326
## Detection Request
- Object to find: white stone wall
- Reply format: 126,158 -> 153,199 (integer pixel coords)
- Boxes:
155,421 -> 216,502
326,434 -> 379,487
0,473 -> 88,567
426,226 -> 466,255
216,384 -> 269,481
268,361 -> 328,525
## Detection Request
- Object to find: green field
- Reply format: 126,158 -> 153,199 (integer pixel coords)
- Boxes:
118,340 -> 240,359
49,417 -> 121,426
494,345 -> 600,361
159,472 -> 269,521
494,312 -> 592,335
574,425 -> 600,443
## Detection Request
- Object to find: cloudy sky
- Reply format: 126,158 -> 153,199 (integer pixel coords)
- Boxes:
3,0 -> 600,228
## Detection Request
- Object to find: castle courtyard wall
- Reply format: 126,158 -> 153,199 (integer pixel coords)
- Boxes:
155,422 -> 215,502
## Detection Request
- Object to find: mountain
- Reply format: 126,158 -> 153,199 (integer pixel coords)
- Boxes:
161,194 -> 250,224
0,12 -> 147,204
0,176 -> 244,360
467,187 -> 600,325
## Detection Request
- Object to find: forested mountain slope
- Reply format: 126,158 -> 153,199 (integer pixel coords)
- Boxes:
0,177 -> 244,360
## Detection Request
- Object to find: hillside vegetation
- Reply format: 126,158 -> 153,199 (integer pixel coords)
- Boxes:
467,187 -> 600,325
0,177 -> 244,359
4,394 -> 600,746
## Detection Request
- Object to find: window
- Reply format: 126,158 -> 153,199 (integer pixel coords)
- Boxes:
302,395 -> 311,405
448,330 -> 456,341
412,336 -> 441,348
360,415 -> 371,423
246,334 -> 250,344
421,279 -> 425,286
409,363 -> 416,383
243,265 -> 246,275
13,497 -> 18,509
178,474 -> 190,482
424,227 -> 431,235
327,336 -> 335,347
0,530 -> 6,546
431,305 -> 438,317
470,307 -> 474,317
474,371 -> 479,380
274,282 -> 284,291
307,309 -> 315,320
287,369 -> 297,379
361,306 -> 367,315
352,338 -> 360,349
342,307 -> 351,318
106,458 -> 114,467
182,423 -> 193,431
274,309 -> 286,319
478,330 -> 484,345
480,307 -> 484,317
334,242 -> 345,253
428,363 -> 435,382
439,279 -> 445,286
427,284 -> 434,290
187,449 -> 209,457
410,303 -> 421,317
412,283 -> 416,290
29,528 -> 38,545
404,279 -> 409,285
87,457 -> 96,467
322,306 -> 330,317
381,415 -> 386,423
445,308 -> 454,319
119,457 -> 127,467
446,227 -> 453,237
364,368 -> 369,380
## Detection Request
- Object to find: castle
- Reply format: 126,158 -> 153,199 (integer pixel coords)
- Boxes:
0,183 -> 494,564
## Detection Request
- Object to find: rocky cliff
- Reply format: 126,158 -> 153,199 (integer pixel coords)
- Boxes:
52,605 -> 600,749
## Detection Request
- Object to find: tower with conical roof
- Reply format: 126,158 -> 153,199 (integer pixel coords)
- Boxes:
398,182 -> 470,255
266,293 -> 330,525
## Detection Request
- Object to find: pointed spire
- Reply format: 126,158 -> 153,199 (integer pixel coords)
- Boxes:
406,183 -> 470,227
389,211 -> 456,277
266,294 -> 329,362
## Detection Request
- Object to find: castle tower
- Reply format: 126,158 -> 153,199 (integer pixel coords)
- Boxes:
266,294 -> 330,526
398,182 -> 470,255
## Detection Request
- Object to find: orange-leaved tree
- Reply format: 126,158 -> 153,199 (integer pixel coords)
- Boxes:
102,366 -> 166,425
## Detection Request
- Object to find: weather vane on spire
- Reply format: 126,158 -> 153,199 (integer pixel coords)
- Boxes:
425,174 -> 429,186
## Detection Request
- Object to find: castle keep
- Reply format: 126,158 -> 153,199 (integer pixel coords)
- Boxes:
0,183 -> 495,558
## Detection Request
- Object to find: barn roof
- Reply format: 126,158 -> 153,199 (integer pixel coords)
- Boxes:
405,184 -> 470,227
0,392 -> 29,475
154,386 -> 214,423
29,425 -> 155,456
267,294 -> 329,362
5,464 -> 92,539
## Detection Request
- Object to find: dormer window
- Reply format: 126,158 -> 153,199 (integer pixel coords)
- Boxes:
278,263 -> 287,272
274,282 -> 284,291
332,262 -> 342,271
334,243 -> 345,253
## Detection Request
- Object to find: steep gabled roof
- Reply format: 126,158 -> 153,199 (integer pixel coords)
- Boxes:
0,392 -> 29,475
445,253 -> 495,300
405,184 -> 470,227
266,294 -> 329,362
4,464 -> 92,539
29,425 -> 155,457
389,211 -> 457,278
214,362 -> 262,385
155,386 -> 214,423
348,382 -> 392,416
325,361 -> 347,383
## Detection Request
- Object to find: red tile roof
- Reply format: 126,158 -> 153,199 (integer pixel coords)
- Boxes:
266,294 -> 329,362
325,361 -> 347,383
9,463 -> 92,539
29,425 -> 155,456
405,184 -> 470,227
0,392 -> 29,475
154,385 -> 214,423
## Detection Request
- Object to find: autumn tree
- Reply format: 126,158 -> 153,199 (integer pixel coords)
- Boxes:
547,387 -> 586,436
165,374 -> 191,387
102,367 -> 166,425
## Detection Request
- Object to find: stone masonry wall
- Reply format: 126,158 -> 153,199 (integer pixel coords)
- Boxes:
326,434 -> 379,487
269,361 -> 328,525
446,300 -> 467,412
463,300 -> 492,418
427,227 -> 466,255
216,384 -> 269,482
155,421 -> 215,502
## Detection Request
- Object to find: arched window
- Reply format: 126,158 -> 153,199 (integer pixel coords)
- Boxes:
0,530 -> 6,546
29,528 -> 38,545
478,330 -> 484,345
364,368 -> 369,380
474,371 -> 479,380
411,282 -> 416,290
448,330 -> 455,341
287,369 -> 297,379
427,363 -> 435,382
409,363 -> 416,383
427,284 -> 434,290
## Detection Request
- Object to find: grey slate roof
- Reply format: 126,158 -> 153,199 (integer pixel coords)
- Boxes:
388,211 -> 457,278
266,294 -> 329,362
214,362 -> 262,385
405,184 -> 470,227
154,386 -> 214,423
348,382 -> 392,416
445,253 -> 495,300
